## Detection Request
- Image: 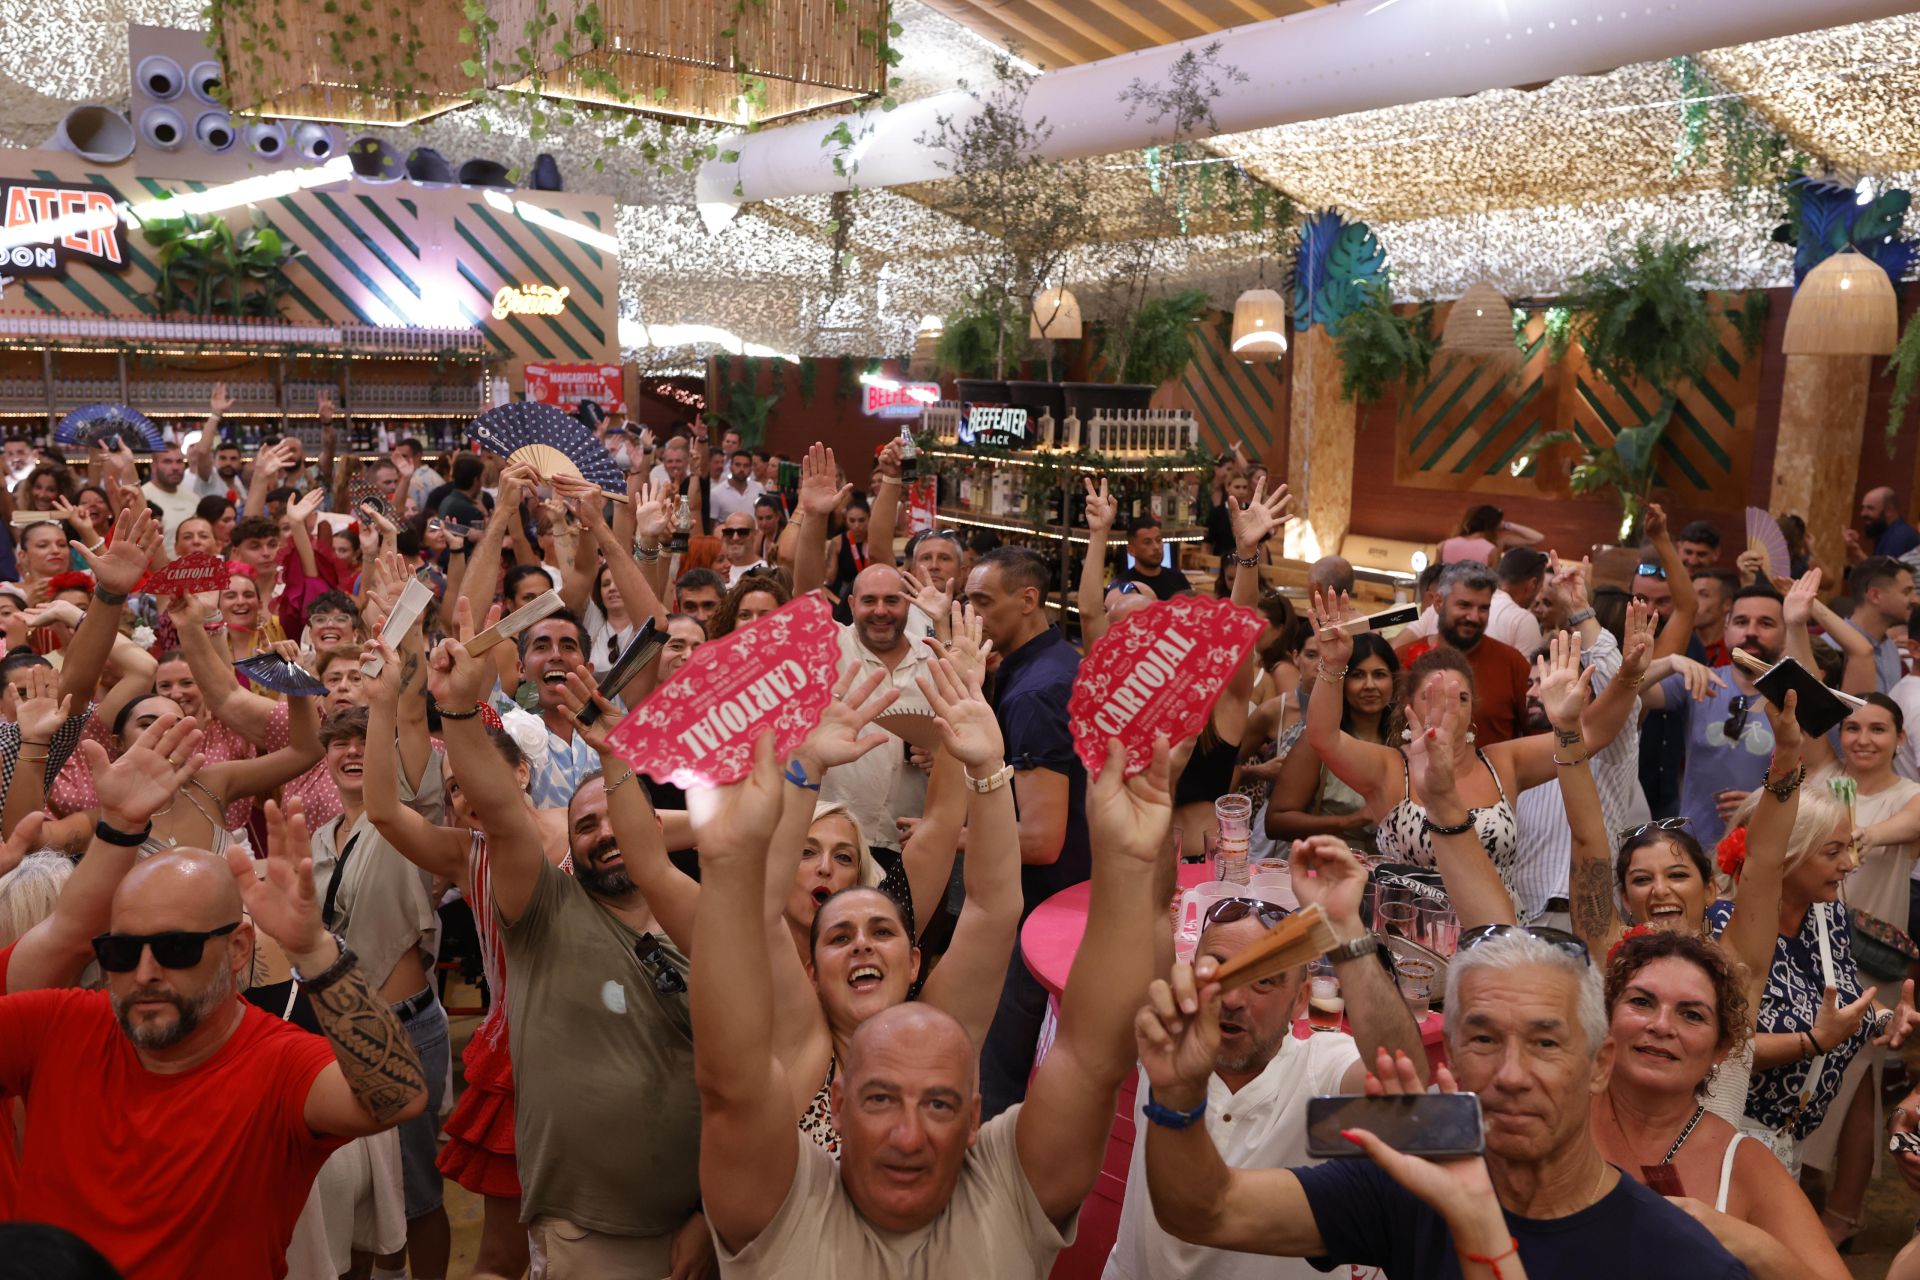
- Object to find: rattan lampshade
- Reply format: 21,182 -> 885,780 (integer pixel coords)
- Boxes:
513,0 -> 890,126
216,0 -> 476,125
1230,289 -> 1288,362
1783,247 -> 1899,356
1030,288 -> 1083,341
1439,281 -> 1517,356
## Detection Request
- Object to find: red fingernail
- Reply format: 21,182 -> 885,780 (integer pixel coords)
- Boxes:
1339,1129 -> 1360,1143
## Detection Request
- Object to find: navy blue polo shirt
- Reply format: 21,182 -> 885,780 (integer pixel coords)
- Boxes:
991,626 -> 1090,916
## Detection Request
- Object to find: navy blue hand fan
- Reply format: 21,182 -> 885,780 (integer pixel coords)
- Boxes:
469,402 -> 625,493
235,653 -> 328,697
55,403 -> 164,452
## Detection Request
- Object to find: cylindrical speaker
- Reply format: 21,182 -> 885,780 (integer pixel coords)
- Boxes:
43,106 -> 136,164
188,61 -> 223,104
135,55 -> 184,101
194,111 -> 236,152
292,123 -> 334,162
139,106 -> 187,151
346,135 -> 402,181
245,120 -> 288,159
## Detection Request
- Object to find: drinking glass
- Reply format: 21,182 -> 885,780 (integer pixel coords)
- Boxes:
1397,957 -> 1438,1019
1376,901 -> 1418,941
1420,904 -> 1461,958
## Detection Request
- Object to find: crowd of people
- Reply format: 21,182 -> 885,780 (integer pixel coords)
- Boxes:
3,396 -> 1920,1280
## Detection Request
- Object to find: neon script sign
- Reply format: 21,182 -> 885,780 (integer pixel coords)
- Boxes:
491,283 -> 570,320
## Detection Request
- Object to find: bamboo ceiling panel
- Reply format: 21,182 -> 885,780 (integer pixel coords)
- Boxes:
913,0 -> 1322,72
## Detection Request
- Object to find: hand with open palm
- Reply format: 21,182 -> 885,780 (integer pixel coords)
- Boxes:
916,654 -> 1002,772
83,712 -> 205,832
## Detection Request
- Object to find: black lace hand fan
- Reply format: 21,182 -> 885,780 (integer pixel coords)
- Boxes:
469,402 -> 626,496
55,403 -> 165,452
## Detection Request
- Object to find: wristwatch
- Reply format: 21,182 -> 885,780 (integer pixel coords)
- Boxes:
964,762 -> 1014,793
1326,934 -> 1384,966
1565,607 -> 1596,627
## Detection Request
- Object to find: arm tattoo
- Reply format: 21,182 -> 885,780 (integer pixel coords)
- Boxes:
306,962 -> 427,1125
399,651 -> 422,693
1569,858 -> 1619,946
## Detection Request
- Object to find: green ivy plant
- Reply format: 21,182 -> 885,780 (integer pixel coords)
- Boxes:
935,304 -> 1023,379
1332,283 -> 1435,405
1886,308 -> 1920,457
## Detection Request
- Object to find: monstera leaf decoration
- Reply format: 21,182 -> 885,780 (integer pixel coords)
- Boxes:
1776,173 -> 1919,288
1292,210 -> 1389,337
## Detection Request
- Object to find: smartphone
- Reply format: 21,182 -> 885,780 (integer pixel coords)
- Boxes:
1304,1093 -> 1484,1160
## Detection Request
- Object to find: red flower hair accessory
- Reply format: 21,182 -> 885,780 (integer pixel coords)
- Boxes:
1607,923 -> 1658,966
1715,826 -> 1748,882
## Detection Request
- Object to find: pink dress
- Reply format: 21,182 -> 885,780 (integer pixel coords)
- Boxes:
1438,535 -> 1498,566
47,703 -> 291,829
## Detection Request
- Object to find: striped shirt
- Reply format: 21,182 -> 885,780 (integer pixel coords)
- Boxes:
1509,630 -> 1652,924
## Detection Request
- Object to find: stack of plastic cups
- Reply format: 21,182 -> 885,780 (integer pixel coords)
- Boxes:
1214,794 -> 1252,885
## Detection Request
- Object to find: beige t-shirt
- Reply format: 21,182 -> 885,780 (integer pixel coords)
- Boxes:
717,1104 -> 1075,1279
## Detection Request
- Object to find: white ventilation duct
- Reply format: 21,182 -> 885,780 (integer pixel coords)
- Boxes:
695,0 -> 1915,229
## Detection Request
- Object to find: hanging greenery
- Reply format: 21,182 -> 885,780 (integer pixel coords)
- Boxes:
1332,283 -> 1435,406
1110,289 -> 1210,387
935,304 -> 1023,380
1729,290 -> 1770,358
140,208 -> 305,318
1668,56 -> 1802,206
796,358 -> 819,403
1886,310 -> 1920,457
1553,236 -> 1717,393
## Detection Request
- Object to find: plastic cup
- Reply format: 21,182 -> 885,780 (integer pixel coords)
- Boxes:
1376,901 -> 1418,940
1397,956 -> 1438,1018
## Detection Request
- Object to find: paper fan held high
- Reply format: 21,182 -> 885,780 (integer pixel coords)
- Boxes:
54,404 -> 164,452
468,402 -> 627,498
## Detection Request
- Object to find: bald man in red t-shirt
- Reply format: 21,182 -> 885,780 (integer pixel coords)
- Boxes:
0,714 -> 428,1279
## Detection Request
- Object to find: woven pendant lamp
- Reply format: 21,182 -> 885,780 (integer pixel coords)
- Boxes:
1783,247 -> 1898,356
1230,289 -> 1288,362
908,317 -> 943,380
1030,288 -> 1083,340
1439,281 -> 1517,356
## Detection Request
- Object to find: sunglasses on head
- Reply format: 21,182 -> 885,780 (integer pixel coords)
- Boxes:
1204,897 -> 1291,929
635,934 -> 687,996
1618,815 -> 1692,842
1635,563 -> 1666,580
91,921 -> 240,973
1456,923 -> 1591,966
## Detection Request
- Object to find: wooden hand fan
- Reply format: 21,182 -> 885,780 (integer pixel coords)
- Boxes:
1211,903 -> 1340,992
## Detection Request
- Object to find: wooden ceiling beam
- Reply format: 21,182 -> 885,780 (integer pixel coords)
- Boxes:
1012,0 -> 1135,58
1081,0 -> 1179,46
942,1 -> 1095,68
1150,0 -> 1225,36
1223,0 -> 1289,19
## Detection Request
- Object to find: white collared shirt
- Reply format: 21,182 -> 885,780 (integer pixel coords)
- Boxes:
820,625 -> 934,850
1104,1032 -> 1360,1280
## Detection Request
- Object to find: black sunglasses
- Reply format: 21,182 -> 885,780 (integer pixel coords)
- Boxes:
91,921 -> 240,973
1618,816 -> 1692,843
1723,694 -> 1752,743
635,934 -> 687,996
1456,923 -> 1591,966
720,528 -> 753,539
1204,897 -> 1291,929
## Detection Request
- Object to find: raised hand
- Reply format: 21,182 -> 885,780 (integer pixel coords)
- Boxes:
1784,567 -> 1822,629
1534,630 -> 1590,731
901,565 -> 954,628
1088,735 -> 1174,863
556,668 -> 618,755
943,600 -> 992,687
314,388 -> 334,421
1288,835 -> 1369,928
81,712 -> 206,832
1304,587 -> 1355,672
1405,671 -> 1469,803
210,381 -> 236,418
1083,477 -> 1118,534
1643,502 -> 1669,543
78,503 -> 164,597
359,635 -> 407,705
1619,598 -> 1655,683
797,667 -> 899,774
14,663 -> 71,746
289,487 -> 327,526
427,596 -> 490,712
21,601 -> 83,632
1763,689 -> 1802,774
798,442 -> 850,518
1230,476 -> 1294,552
1542,552 -> 1590,614
225,798 -> 326,959
49,497 -> 96,547
1134,957 -> 1222,1105
916,654 -> 1002,771
688,731 -> 785,863
633,478 -> 673,545
875,436 -> 903,480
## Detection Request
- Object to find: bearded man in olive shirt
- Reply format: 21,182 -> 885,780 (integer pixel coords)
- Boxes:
428,617 -> 707,1277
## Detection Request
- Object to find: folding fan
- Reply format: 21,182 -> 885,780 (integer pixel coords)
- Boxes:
1744,507 -> 1791,580
54,404 -> 164,452
469,402 -> 626,495
234,652 -> 328,697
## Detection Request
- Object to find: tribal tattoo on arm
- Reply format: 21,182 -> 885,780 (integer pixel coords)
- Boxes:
306,962 -> 428,1126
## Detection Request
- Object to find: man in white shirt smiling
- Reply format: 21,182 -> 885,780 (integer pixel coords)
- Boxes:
1103,836 -> 1425,1280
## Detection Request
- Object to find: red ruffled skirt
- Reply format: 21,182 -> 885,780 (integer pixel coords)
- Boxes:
436,1018 -> 520,1198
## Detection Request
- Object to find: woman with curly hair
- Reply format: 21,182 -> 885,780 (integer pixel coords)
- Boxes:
706,569 -> 790,638
1593,930 -> 1846,1279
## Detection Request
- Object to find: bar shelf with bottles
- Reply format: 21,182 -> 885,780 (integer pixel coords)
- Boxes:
918,401 -> 1213,613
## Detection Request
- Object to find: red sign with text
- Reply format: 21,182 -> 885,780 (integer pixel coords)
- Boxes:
862,381 -> 941,419
524,362 -> 626,414
607,593 -> 841,788
1069,594 -> 1264,779
138,552 -> 231,597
